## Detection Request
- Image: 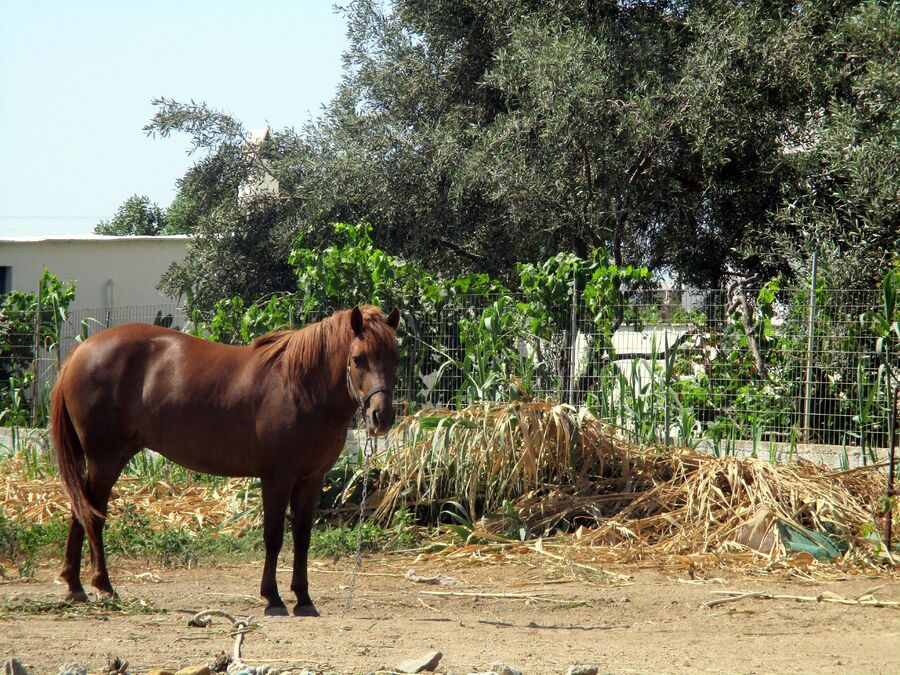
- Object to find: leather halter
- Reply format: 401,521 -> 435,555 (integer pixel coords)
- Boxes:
346,356 -> 392,410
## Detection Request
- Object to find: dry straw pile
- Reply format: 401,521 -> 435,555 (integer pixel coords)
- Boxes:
375,401 -> 895,564
1,400 -> 894,568
0,461 -> 258,534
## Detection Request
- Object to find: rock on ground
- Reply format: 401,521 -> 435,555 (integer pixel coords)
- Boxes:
394,651 -> 444,673
174,667 -> 212,675
2,658 -> 29,675
490,663 -> 523,675
567,667 -> 599,675
57,665 -> 87,675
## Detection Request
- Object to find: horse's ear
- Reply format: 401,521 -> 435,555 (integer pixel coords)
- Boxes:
386,307 -> 401,330
350,306 -> 364,336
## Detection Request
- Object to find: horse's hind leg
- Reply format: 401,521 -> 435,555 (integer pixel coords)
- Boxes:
60,457 -> 125,600
61,512 -> 87,602
83,453 -> 133,597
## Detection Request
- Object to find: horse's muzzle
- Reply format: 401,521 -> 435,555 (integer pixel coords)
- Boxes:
366,394 -> 395,437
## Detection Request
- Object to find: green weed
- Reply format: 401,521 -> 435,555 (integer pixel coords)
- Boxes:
0,596 -> 165,619
104,504 -> 262,566
0,510 -> 68,565
0,507 -> 263,574
309,510 -> 418,559
0,504 -> 419,578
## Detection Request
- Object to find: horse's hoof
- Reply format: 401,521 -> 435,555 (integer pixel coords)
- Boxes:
293,603 -> 320,617
93,589 -> 119,600
65,590 -> 88,603
265,604 -> 290,617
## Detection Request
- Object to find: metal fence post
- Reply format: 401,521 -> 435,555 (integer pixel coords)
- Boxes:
664,327 -> 670,447
803,251 -> 819,441
31,284 -> 42,427
886,382 -> 898,553
567,270 -> 579,406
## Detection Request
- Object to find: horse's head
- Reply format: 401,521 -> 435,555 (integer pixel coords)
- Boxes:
346,305 -> 401,436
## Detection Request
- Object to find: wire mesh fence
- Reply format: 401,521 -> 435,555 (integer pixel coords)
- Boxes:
0,303 -> 188,427
565,286 -> 892,456
393,285 -> 896,458
1,286 -> 896,458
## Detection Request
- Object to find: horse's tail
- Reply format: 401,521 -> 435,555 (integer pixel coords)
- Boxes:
51,372 -> 102,528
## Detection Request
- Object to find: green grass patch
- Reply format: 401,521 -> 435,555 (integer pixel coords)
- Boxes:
0,596 -> 165,619
0,506 -> 421,579
309,510 -> 419,559
103,504 -> 264,566
0,507 -> 263,575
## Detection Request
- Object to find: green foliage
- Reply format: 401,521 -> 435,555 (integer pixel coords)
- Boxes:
188,294 -> 300,345
145,99 -> 303,311
146,1 -> 897,302
186,221 -> 427,342
189,223 -> 651,408
517,250 -> 648,338
5,596 -> 166,617
756,2 -> 899,289
289,222 -> 432,314
187,220 -> 889,450
859,267 -> 900,461
574,273 -> 898,452
94,194 -> 181,236
454,295 -> 534,404
0,431 -> 55,480
0,507 -> 263,575
104,504 -> 260,566
0,269 -> 77,426
309,509 -> 417,559
0,510 -> 68,575
862,267 -> 900,369
439,500 -> 533,545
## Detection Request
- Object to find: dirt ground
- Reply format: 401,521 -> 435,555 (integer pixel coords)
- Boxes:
1,554 -> 898,675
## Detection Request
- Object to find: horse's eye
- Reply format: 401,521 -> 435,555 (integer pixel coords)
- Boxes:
353,355 -> 367,368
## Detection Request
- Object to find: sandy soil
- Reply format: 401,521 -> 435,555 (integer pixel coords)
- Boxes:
1,555 -> 898,674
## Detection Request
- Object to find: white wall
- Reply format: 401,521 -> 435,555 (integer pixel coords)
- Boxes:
0,235 -> 189,311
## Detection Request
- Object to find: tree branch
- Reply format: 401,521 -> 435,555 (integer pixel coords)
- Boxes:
726,276 -> 768,379
430,236 -> 487,262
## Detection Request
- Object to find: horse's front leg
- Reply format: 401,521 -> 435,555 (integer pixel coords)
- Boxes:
290,478 -> 324,617
260,477 -> 292,616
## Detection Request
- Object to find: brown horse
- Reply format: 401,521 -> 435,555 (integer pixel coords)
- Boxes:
51,305 -> 400,617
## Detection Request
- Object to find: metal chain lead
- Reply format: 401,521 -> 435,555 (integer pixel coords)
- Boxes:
342,422 -> 377,615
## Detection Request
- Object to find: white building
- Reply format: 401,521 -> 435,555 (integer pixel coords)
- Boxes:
0,234 -> 189,311
238,128 -> 280,205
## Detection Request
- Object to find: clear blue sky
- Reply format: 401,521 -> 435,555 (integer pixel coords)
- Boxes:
0,0 -> 349,237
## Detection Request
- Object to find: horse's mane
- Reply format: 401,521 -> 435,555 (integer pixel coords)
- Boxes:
250,306 -> 395,407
